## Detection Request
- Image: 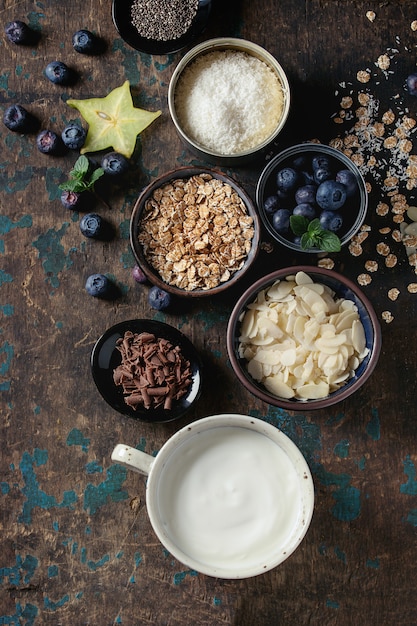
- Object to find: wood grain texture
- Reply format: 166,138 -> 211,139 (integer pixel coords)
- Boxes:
1,1 -> 417,624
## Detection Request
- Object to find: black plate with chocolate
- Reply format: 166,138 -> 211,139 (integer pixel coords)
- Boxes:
91,319 -> 203,422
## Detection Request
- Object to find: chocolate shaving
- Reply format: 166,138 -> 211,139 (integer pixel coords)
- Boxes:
113,331 -> 193,411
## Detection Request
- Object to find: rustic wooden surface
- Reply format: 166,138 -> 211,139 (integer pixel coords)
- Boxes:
2,1 -> 417,624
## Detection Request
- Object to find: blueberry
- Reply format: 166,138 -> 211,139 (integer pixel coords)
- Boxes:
148,285 -> 171,310
80,213 -> 113,240
36,129 -> 63,155
336,169 -> 358,197
61,190 -> 89,211
132,265 -> 148,284
72,29 -> 104,54
45,61 -> 74,85
295,184 -> 317,205
407,73 -> 417,96
85,273 -> 114,298
61,123 -> 86,150
5,20 -> 35,45
316,180 -> 347,211
276,167 -> 300,193
272,208 -> 291,233
101,151 -> 129,176
314,167 -> 332,185
3,104 -> 39,133
292,155 -> 308,169
293,203 -> 316,220
263,195 -> 280,214
312,155 -> 332,171
319,210 -> 343,232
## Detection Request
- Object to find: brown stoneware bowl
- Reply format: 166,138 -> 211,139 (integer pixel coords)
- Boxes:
226,266 -> 381,411
130,166 -> 260,298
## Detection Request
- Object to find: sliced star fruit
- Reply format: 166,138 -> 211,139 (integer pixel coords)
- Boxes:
67,81 -> 161,158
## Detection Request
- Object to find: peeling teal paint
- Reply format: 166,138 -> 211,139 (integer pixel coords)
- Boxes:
0,214 -> 32,234
0,270 -> 13,286
112,40 -> 141,84
87,554 -> 110,571
48,565 -> 58,578
334,546 -> 346,563
366,408 -> 380,440
52,521 -> 59,532
44,167 -> 64,200
66,428 -> 90,453
1,482 -> 10,494
18,449 -> 77,524
1,304 -> 14,316
401,455 -> 417,495
405,509 -> 417,526
44,594 -> 70,610
32,223 -> 73,289
0,165 -> 34,192
0,340 -> 14,375
213,596 -> 222,606
173,569 -> 198,585
366,558 -> 380,568
0,554 -> 38,586
334,439 -> 349,459
134,552 -> 142,567
83,464 -> 129,515
326,599 -> 340,609
85,460 -> 103,474
0,602 -> 38,625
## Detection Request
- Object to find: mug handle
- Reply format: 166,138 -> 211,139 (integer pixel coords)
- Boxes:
111,444 -> 155,476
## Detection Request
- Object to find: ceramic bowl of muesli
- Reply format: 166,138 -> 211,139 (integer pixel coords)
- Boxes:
91,319 -> 203,423
130,166 -> 261,298
227,266 -> 381,411
256,143 -> 368,253
168,38 -> 290,165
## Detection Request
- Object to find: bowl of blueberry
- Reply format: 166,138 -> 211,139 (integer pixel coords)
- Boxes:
256,143 -> 368,253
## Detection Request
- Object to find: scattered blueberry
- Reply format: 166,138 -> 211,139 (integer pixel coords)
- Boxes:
316,180 -> 347,211
407,73 -> 417,96
36,129 -> 63,155
61,123 -> 87,150
5,20 -> 35,45
61,190 -> 89,211
132,265 -> 148,284
44,61 -> 74,85
72,29 -> 104,54
85,273 -> 114,298
293,203 -> 316,220
79,213 -> 113,240
101,152 -> 129,176
336,169 -> 358,197
263,195 -> 280,214
3,104 -> 39,133
295,184 -> 317,205
319,210 -> 343,232
148,285 -> 171,310
276,167 -> 300,193
272,208 -> 291,233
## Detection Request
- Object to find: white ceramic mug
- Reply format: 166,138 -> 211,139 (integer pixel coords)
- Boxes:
111,413 -> 314,579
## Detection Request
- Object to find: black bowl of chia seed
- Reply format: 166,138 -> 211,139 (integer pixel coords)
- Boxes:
112,0 -> 212,55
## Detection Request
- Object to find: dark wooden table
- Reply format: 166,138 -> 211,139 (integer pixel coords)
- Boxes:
2,1 -> 417,624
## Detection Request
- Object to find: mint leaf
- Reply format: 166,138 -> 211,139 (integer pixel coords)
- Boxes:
72,155 -> 89,177
290,215 -> 310,236
59,179 -> 87,192
89,167 -> 105,186
319,230 -> 342,252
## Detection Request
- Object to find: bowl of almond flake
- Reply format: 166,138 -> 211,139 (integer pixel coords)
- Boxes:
227,267 -> 381,410
168,38 -> 291,166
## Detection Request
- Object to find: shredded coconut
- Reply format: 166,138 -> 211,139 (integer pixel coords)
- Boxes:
175,50 -> 284,155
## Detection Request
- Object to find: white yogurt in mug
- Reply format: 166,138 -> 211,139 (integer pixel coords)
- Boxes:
156,426 -> 303,571
112,414 -> 314,578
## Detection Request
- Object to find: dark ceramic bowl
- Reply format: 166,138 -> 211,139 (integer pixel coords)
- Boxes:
91,319 -> 203,422
256,143 -> 368,253
226,266 -> 381,411
112,0 -> 212,55
130,166 -> 260,298
168,37 -> 290,166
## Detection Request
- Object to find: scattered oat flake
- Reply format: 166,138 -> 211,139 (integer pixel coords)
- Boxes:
377,54 -> 390,70
411,20 -> 417,31
376,242 -> 390,256
376,202 -> 389,216
407,283 -> 417,293
388,288 -> 400,300
382,310 -> 394,323
358,273 -> 372,285
357,69 -> 371,83
317,258 -> 335,269
365,260 -> 378,272
349,241 -> 363,256
366,10 -> 376,22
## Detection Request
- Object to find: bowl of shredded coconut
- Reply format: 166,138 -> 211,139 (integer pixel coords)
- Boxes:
227,267 -> 381,410
168,38 -> 291,165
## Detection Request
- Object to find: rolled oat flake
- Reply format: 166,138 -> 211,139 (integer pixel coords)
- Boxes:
131,0 -> 199,41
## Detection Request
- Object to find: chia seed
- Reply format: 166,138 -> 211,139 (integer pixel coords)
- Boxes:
131,0 -> 199,42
